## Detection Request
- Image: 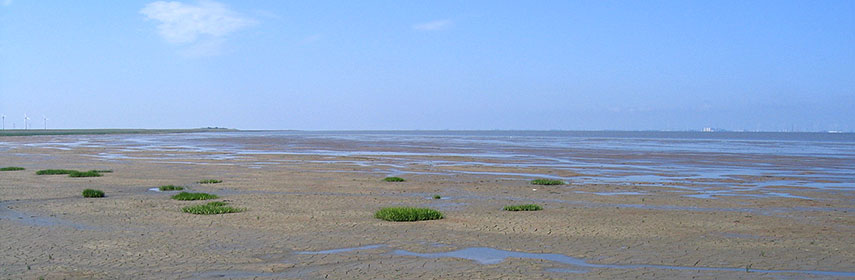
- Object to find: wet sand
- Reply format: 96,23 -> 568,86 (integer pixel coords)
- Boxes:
1,134 -> 854,279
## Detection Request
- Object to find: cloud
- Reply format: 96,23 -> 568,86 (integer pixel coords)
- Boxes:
2,0 -> 12,7
140,0 -> 256,44
413,19 -> 453,31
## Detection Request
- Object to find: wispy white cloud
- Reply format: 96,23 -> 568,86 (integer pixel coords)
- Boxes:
413,19 -> 453,31
140,0 -> 256,55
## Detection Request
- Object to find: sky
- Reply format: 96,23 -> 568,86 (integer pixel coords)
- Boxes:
1,1 -> 853,131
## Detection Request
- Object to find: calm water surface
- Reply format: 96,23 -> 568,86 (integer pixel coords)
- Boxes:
5,131 -> 855,199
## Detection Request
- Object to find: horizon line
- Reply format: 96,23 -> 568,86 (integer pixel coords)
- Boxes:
1,128 -> 852,134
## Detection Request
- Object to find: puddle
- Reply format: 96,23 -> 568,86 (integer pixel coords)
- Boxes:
449,170 -> 570,180
297,244 -> 385,255
575,191 -> 648,196
685,191 -> 811,200
426,201 -> 469,211
191,271 -> 292,279
393,247 -> 855,277
290,244 -> 855,277
395,247 -> 592,266
0,202 -> 94,230
426,196 -> 452,200
147,187 -> 186,192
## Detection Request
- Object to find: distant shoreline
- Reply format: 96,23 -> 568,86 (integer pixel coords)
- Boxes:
0,128 -> 236,137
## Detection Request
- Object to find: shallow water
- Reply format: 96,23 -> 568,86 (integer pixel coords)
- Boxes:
575,191 -> 648,196
295,244 -> 855,277
296,244 -> 385,255
190,270 -> 294,279
0,202 -> 93,230
4,131 -> 855,200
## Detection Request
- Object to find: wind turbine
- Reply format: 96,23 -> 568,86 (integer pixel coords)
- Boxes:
24,114 -> 29,130
1,114 -> 5,130
43,115 -> 48,130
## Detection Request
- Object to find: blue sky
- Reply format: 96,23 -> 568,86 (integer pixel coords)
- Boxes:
1,1 -> 853,131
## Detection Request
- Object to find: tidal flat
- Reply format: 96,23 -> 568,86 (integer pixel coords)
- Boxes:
1,131 -> 854,279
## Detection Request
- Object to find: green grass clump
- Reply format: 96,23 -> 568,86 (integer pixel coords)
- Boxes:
383,177 -> 406,182
530,179 -> 565,185
0,167 -> 25,171
182,201 -> 244,215
433,195 -> 442,199
37,169 -> 109,177
171,192 -> 219,201
36,169 -> 77,175
68,170 -> 103,177
92,169 -> 113,173
82,189 -> 105,198
158,185 -> 184,191
197,179 -> 222,184
503,204 -> 543,211
374,207 -> 444,222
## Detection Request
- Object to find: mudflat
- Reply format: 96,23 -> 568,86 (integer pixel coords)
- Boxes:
1,132 -> 854,279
